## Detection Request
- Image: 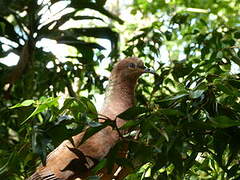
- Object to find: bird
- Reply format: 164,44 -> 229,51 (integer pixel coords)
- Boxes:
27,57 -> 153,180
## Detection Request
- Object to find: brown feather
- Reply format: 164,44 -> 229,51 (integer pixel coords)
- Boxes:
27,57 -> 148,180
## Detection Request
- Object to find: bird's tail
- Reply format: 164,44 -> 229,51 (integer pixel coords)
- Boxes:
26,172 -> 42,180
26,170 -> 62,180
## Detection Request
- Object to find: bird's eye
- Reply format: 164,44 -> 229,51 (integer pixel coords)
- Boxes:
128,63 -> 136,69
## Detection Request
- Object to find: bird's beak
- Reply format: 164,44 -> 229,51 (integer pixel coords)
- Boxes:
144,67 -> 155,74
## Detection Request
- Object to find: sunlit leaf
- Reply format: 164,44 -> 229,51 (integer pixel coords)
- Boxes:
21,97 -> 59,124
159,94 -> 188,102
9,99 -> 35,109
189,90 -> 204,99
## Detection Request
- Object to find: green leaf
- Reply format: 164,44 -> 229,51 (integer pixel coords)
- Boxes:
157,109 -> 183,116
0,22 -> 5,35
0,17 -> 20,43
96,0 -> 107,6
9,99 -> 35,109
189,90 -> 205,99
21,97 -> 59,124
72,16 -> 104,22
234,31 -> 240,39
227,164 -> 239,178
23,104 -> 48,123
165,31 -> 172,41
117,107 -> 147,120
0,152 -> 15,174
215,82 -> 234,95
159,94 -> 188,102
59,98 -> 75,113
86,101 -> 98,115
91,159 -> 107,173
228,49 -> 240,66
210,116 -> 240,128
57,37 -> 105,50
80,120 -> 114,145
213,130 -> 228,166
70,1 -> 123,24
39,96 -> 59,107
32,126 -> 50,165
0,160 -> 8,175
216,51 -> 223,58
71,27 -> 119,51
79,97 -> 98,119
47,119 -> 73,146
149,121 -> 169,142
119,120 -> 140,130
125,174 -> 139,180
184,152 -> 198,170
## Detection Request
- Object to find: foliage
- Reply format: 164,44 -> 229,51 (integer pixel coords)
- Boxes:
122,0 -> 240,179
0,0 -> 121,179
1,0 -> 240,179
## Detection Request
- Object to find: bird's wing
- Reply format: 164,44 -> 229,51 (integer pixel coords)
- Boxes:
27,127 -> 117,180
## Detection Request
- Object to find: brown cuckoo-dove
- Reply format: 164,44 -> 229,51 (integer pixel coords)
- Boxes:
27,57 -> 153,180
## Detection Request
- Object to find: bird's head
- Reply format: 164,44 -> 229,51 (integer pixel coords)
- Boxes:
111,57 -> 154,82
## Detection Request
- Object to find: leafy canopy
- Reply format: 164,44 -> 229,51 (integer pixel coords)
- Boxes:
0,0 -> 240,179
